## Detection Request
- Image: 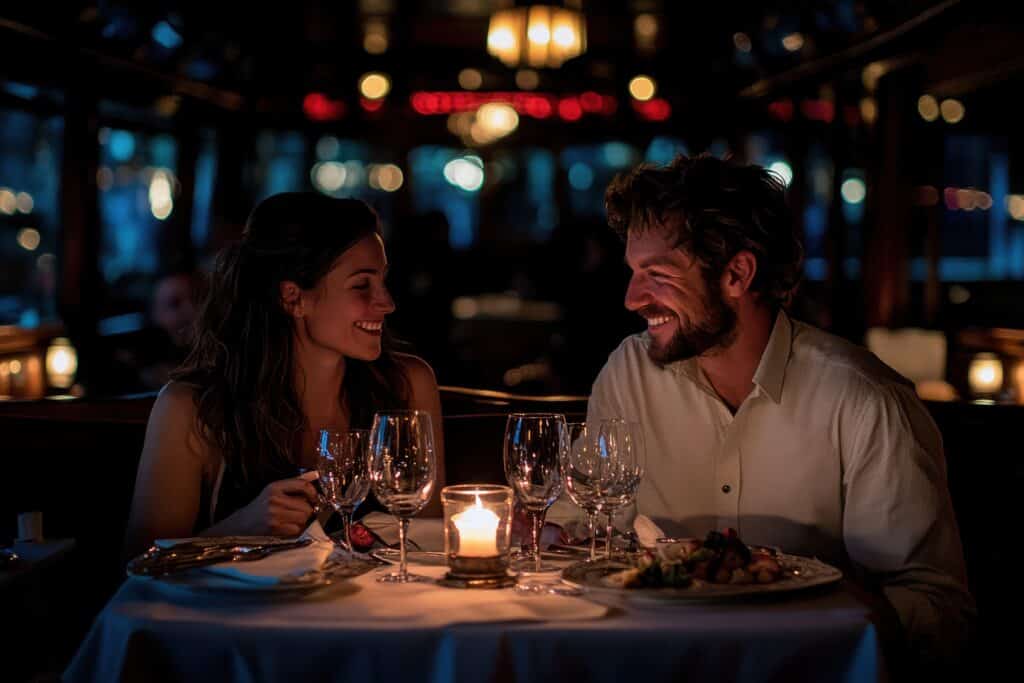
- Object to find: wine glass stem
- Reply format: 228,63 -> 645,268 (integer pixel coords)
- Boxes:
398,517 -> 410,579
605,510 -> 614,560
587,510 -> 597,561
531,510 -> 544,573
340,509 -> 353,551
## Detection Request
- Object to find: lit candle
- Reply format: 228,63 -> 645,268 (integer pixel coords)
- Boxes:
452,499 -> 500,557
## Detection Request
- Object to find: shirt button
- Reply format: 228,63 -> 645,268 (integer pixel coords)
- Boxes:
721,484 -> 732,494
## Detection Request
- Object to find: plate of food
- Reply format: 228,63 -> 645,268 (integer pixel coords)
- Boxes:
561,528 -> 842,602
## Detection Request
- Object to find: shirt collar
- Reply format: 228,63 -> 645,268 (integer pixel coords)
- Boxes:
751,310 -> 793,404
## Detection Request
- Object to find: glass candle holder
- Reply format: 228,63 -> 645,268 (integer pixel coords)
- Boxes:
439,484 -> 515,589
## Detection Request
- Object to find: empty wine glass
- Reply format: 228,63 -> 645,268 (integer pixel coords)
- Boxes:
317,428 -> 371,552
593,418 -> 645,560
503,413 -> 566,574
563,422 -> 603,562
369,410 -> 437,583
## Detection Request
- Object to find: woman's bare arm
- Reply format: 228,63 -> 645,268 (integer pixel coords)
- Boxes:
396,353 -> 446,517
122,383 -> 209,562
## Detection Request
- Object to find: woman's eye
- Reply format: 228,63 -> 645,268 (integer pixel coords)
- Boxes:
352,280 -> 371,290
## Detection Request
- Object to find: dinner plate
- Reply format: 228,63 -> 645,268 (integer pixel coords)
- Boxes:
140,557 -> 379,594
561,552 -> 843,603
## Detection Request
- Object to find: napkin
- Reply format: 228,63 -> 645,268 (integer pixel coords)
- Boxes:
633,514 -> 666,549
359,512 -> 444,552
154,521 -> 335,586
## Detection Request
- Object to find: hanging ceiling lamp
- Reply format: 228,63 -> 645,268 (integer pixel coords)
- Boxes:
487,1 -> 587,69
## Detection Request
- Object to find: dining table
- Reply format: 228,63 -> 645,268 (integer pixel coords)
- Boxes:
64,518 -> 886,683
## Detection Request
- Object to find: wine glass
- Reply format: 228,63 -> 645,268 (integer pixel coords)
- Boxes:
503,413 -> 566,573
594,418 -> 646,560
563,422 -> 603,562
368,410 -> 437,583
317,428 -> 371,552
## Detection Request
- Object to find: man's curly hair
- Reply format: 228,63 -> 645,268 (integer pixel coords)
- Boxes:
605,154 -> 804,308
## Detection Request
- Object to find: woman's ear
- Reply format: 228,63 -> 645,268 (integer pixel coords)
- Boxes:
280,281 -> 304,318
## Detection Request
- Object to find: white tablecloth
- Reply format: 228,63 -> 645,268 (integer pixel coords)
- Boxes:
65,560 -> 883,683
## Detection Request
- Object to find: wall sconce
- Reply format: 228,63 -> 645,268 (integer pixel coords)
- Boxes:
487,2 -> 587,69
45,337 -> 78,389
967,352 -> 1003,397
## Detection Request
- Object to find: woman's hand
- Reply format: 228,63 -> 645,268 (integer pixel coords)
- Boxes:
223,475 -> 319,537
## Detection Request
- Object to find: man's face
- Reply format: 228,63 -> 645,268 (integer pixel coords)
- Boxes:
623,225 -> 737,365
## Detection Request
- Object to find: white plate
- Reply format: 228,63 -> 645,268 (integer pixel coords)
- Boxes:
561,552 -> 843,603
143,557 -> 378,594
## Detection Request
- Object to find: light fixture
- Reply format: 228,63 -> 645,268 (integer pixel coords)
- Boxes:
968,352 -> 1003,397
45,337 -> 78,389
487,2 -> 587,69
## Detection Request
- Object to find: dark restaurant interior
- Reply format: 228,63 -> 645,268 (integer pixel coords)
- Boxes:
1,1 -> 1022,681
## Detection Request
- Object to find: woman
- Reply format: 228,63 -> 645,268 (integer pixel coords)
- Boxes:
124,193 -> 445,559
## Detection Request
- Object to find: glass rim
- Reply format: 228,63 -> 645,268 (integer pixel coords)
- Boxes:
440,483 -> 513,497
318,427 -> 370,435
372,409 -> 432,417
506,412 -> 567,419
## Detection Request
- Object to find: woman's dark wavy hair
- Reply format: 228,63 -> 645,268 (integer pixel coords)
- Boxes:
173,192 -> 409,486
605,153 -> 804,308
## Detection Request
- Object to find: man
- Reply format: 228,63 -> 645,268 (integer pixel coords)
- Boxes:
585,154 -> 973,668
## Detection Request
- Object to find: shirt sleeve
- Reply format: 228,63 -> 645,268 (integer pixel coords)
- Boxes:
841,379 -> 976,665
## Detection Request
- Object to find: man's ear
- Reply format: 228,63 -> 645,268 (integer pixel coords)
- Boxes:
280,281 -> 304,318
721,250 -> 758,298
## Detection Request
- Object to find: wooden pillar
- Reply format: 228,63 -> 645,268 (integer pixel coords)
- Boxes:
823,83 -> 850,334
57,63 -> 102,390
864,68 -> 919,328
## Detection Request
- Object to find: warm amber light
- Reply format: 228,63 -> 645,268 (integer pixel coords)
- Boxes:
940,99 -> 965,124
458,68 -> 483,90
487,5 -> 586,68
515,69 -> 539,90
45,338 -> 78,389
17,228 -> 41,251
359,72 -> 391,100
363,18 -> 388,54
918,95 -> 939,122
782,32 -> 804,52
968,353 -> 1003,396
629,75 -> 656,101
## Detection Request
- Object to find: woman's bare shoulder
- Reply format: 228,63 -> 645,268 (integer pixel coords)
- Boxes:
392,352 -> 438,388
148,381 -> 215,465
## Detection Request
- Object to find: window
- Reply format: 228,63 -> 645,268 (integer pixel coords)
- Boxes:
0,104 -> 63,327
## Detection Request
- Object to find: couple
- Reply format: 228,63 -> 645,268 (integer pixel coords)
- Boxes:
125,154 -> 972,669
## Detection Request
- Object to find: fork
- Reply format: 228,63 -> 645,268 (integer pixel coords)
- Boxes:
129,538 -> 313,577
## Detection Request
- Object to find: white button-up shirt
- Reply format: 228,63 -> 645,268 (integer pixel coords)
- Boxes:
575,311 -> 974,657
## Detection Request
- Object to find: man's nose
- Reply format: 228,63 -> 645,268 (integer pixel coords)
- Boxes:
624,276 -> 647,311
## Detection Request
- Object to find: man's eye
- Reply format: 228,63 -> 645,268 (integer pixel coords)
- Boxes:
352,280 -> 371,290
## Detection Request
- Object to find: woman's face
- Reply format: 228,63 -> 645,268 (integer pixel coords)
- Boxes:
299,233 -> 395,361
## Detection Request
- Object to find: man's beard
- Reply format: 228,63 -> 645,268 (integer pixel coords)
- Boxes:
643,287 -> 737,366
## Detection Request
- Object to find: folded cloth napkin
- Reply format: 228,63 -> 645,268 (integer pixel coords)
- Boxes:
154,521 -> 335,586
360,512 -> 444,552
633,514 -> 667,549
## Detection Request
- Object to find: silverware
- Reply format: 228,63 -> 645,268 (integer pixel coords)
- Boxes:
128,538 -> 314,577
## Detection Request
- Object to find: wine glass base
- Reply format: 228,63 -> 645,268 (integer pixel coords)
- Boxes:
377,571 -> 432,584
513,560 -> 563,575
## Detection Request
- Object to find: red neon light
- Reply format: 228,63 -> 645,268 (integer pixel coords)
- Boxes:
580,91 -> 603,113
768,99 -> 794,122
303,93 -> 346,121
558,97 -> 583,121
360,97 -> 385,112
800,100 -> 835,123
632,98 -> 671,121
408,91 -> 616,119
